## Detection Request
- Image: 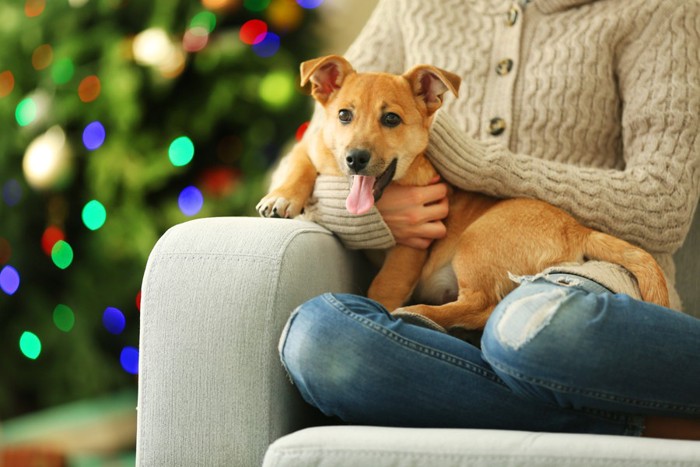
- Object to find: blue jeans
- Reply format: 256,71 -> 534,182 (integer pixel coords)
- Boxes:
278,273 -> 700,436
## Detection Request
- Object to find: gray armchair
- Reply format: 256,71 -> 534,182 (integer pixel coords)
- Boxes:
136,212 -> 700,466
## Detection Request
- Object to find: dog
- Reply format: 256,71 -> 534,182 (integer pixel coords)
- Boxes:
257,55 -> 670,330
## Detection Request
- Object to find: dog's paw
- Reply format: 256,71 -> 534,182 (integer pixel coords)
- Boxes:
256,194 -> 303,219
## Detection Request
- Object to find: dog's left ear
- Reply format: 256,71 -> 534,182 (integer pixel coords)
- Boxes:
300,55 -> 355,105
404,65 -> 461,115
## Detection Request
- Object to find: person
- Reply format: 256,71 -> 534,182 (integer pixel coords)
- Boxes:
278,0 -> 700,438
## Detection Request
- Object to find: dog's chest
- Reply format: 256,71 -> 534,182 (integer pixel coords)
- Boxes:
412,263 -> 458,305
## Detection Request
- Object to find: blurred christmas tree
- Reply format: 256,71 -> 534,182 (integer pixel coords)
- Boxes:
0,0 -> 322,418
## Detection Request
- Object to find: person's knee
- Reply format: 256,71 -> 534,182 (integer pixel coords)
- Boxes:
481,282 -> 599,377
278,293 -> 385,413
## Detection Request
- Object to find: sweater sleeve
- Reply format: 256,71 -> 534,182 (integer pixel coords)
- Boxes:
303,0 -> 405,249
427,3 -> 700,255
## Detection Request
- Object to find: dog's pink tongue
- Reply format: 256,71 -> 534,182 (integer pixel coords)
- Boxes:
346,175 -> 376,215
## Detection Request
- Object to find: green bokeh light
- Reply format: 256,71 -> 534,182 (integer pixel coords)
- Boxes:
15,98 -> 37,126
51,240 -> 74,269
190,11 -> 216,33
82,200 -> 107,231
51,58 -> 75,85
20,331 -> 41,360
53,304 -> 75,332
169,136 -> 195,167
259,71 -> 295,109
244,0 -> 271,12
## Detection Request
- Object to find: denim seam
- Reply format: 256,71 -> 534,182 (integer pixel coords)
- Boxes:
489,358 -> 700,417
323,294 -> 506,387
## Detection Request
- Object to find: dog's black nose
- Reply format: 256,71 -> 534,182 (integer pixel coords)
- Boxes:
346,149 -> 370,173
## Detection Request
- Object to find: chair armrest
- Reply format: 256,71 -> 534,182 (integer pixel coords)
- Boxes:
136,217 -> 372,466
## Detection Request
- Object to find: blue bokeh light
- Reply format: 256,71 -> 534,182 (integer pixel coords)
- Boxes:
252,32 -> 280,58
178,186 -> 204,216
2,179 -> 23,206
82,121 -> 106,150
103,307 -> 126,335
296,0 -> 324,8
0,265 -> 20,296
120,346 -> 139,375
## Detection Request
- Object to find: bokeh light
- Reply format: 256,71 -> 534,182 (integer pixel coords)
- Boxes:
296,0 -> 323,7
267,0 -> 303,31
245,0 -> 271,11
20,332 -> 41,360
178,186 -> 204,216
259,71 -> 295,108
103,307 -> 126,335
190,11 -> 217,32
296,121 -> 310,141
169,136 -> 195,166
51,58 -> 75,85
32,44 -> 53,70
82,121 -> 106,150
23,126 -> 73,190
53,304 -> 75,332
2,179 -> 23,206
0,238 -> 10,264
78,75 -> 101,102
120,346 -> 139,375
252,32 -> 280,58
41,226 -> 65,256
0,265 -> 20,295
15,98 -> 37,126
183,27 -> 209,53
240,19 -> 267,45
25,0 -> 46,17
82,200 -> 107,230
0,71 -> 14,98
201,0 -> 239,11
51,240 -> 74,269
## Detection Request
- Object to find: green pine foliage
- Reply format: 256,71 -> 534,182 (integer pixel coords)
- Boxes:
0,0 -> 320,418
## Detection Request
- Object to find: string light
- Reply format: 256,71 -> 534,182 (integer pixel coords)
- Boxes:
120,346 -> 139,375
178,186 -> 204,216
2,179 -> 23,206
169,136 -> 195,166
82,200 -> 107,230
53,304 -> 75,332
244,0 -> 271,11
133,28 -> 186,78
103,307 -> 126,335
82,121 -> 106,150
252,32 -> 280,58
296,0 -> 323,8
42,226 -> 65,256
0,71 -> 14,98
23,126 -> 72,190
51,59 -> 75,85
0,265 -> 20,295
267,0 -> 303,31
51,240 -> 74,269
78,75 -> 101,102
32,44 -> 53,70
19,332 -> 42,360
15,98 -> 37,126
239,20 -> 268,45
259,71 -> 295,108
25,0 -> 46,17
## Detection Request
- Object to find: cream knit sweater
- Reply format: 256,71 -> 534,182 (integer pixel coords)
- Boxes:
304,0 -> 700,310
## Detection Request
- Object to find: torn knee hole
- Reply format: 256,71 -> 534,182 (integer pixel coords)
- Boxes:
496,289 -> 569,350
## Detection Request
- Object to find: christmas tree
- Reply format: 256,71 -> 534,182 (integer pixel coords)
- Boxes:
0,0 -> 322,418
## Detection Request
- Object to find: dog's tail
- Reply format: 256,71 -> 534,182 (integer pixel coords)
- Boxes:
582,230 -> 669,307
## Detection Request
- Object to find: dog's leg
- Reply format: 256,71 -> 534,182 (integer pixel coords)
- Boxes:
397,290 -> 494,330
368,245 -> 429,311
257,143 -> 318,218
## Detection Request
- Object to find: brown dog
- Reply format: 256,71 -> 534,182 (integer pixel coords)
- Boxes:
258,55 -> 670,330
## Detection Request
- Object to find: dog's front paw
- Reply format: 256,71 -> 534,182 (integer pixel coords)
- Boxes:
256,193 -> 304,218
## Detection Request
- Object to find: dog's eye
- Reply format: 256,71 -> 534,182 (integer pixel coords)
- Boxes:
338,109 -> 353,124
381,112 -> 402,128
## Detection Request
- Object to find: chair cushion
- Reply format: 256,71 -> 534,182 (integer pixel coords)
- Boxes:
263,425 -> 700,467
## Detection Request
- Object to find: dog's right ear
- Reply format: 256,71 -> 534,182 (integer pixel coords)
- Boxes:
300,55 -> 355,104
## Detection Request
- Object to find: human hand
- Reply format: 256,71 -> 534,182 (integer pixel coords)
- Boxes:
376,176 -> 449,249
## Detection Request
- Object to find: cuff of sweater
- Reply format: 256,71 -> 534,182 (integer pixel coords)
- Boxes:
306,175 -> 396,250
426,111 -> 501,189
541,261 -> 643,300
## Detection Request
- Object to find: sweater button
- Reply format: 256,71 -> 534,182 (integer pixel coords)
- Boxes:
496,59 -> 514,76
506,6 -> 519,26
489,117 -> 506,136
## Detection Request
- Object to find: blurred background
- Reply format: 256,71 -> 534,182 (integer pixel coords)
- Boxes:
0,0 -> 375,464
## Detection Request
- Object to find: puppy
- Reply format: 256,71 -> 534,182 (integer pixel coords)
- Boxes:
258,55 -> 669,330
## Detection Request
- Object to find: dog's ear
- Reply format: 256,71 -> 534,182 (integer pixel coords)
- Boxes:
300,55 -> 355,104
403,65 -> 461,115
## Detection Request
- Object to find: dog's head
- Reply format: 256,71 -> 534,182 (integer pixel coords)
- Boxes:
300,55 -> 460,215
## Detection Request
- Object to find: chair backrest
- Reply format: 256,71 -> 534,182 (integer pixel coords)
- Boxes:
673,207 -> 699,317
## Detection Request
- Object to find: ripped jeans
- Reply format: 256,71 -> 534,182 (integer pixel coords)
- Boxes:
278,273 -> 700,436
